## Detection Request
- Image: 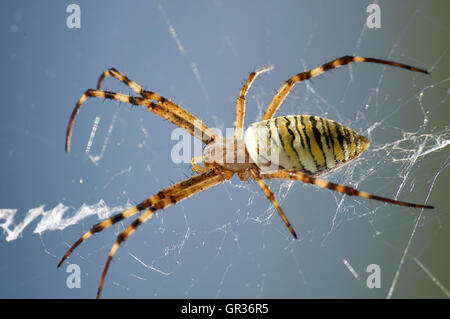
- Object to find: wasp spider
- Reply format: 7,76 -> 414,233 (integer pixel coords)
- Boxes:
59,55 -> 433,298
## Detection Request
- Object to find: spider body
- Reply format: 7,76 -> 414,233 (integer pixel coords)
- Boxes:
245,115 -> 370,176
203,114 -> 370,180
59,55 -> 433,298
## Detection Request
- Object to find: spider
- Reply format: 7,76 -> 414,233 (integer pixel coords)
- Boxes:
59,55 -> 433,298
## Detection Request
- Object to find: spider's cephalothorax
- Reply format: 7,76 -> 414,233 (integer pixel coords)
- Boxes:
60,55 -> 433,298
202,137 -> 257,181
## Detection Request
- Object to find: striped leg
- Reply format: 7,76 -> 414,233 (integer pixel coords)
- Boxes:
235,66 -> 274,140
97,68 -> 217,143
58,170 -> 217,267
261,170 -> 434,209
262,56 -> 429,121
96,168 -> 234,298
66,89 -> 209,152
251,170 -> 297,239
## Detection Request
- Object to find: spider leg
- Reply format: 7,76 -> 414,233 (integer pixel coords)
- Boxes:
66,89 -> 210,152
96,168 -> 234,298
262,55 -> 429,121
251,170 -> 297,239
261,170 -> 434,209
190,156 -> 209,174
57,204 -> 140,268
97,68 -> 143,94
235,66 -> 274,140
96,68 -> 217,143
58,169 -> 218,267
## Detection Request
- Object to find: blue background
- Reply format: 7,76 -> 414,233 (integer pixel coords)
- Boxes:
0,1 -> 448,298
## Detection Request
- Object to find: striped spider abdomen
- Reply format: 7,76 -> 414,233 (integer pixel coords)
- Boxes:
245,115 -> 370,175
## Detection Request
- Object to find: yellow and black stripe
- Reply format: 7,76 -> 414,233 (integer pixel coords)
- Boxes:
246,115 -> 370,176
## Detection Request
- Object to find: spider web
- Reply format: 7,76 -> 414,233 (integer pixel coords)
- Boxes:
0,1 -> 448,298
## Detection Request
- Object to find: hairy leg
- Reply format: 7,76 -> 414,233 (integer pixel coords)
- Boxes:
95,168 -> 234,298
235,66 -> 273,139
251,170 -> 297,239
58,169 -> 230,267
66,89 -> 209,152
261,170 -> 434,209
97,68 -> 217,143
262,56 -> 429,120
